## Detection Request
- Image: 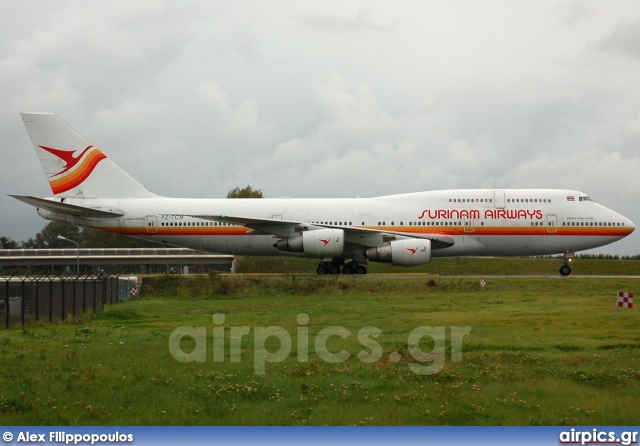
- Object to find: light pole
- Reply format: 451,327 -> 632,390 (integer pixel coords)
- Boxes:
57,235 -> 80,275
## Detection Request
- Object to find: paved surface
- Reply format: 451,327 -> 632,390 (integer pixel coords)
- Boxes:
224,273 -> 640,279
442,275 -> 640,279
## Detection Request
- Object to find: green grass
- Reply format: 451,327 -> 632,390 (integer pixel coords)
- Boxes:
1,276 -> 639,425
234,256 -> 640,275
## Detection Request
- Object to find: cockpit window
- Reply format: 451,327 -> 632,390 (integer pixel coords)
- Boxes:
579,196 -> 594,202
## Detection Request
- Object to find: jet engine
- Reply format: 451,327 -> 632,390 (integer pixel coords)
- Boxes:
275,228 -> 345,257
365,239 -> 431,266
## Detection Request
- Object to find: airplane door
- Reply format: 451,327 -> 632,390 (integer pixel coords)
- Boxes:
494,190 -> 506,209
547,214 -> 557,233
146,215 -> 158,234
464,218 -> 474,233
360,213 -> 372,226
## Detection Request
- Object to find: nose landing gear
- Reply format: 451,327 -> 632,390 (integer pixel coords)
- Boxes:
559,262 -> 571,276
559,253 -> 574,276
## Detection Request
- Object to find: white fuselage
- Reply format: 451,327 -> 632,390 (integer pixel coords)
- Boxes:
38,189 -> 635,259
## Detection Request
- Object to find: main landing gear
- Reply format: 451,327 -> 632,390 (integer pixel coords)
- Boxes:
316,260 -> 367,275
342,261 -> 367,275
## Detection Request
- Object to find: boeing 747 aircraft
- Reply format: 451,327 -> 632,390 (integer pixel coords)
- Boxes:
11,113 -> 635,275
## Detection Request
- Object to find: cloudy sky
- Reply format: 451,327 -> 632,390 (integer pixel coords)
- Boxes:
2,1 -> 640,255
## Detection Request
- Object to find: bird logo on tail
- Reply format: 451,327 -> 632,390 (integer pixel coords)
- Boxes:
39,145 -> 107,194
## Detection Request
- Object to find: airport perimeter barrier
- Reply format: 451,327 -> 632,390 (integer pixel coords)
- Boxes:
0,275 -> 139,329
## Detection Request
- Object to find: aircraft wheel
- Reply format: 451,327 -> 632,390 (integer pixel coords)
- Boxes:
342,265 -> 353,275
316,265 -> 328,275
355,265 -> 367,274
329,265 -> 341,274
559,265 -> 571,276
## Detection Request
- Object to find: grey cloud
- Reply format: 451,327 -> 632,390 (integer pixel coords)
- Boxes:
558,0 -> 593,26
595,17 -> 640,58
295,7 -> 391,33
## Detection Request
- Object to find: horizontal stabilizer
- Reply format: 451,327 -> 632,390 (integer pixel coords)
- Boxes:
9,195 -> 123,219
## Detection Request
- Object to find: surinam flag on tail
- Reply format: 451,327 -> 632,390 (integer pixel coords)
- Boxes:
617,292 -> 634,308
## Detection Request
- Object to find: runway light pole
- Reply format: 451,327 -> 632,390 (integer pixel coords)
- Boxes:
57,235 -> 80,275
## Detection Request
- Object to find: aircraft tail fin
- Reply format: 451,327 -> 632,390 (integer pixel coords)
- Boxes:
20,113 -> 156,198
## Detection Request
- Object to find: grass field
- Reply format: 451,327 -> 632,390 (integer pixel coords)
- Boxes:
1,274 -> 639,426
234,255 -> 640,276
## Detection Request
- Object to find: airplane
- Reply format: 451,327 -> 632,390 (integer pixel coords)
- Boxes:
11,113 -> 635,276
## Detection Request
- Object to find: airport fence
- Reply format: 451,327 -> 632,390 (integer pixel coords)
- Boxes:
0,273 -> 138,329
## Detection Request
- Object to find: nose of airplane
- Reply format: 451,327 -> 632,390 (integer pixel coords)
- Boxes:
626,217 -> 635,233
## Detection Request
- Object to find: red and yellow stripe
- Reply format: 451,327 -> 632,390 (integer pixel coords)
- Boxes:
96,226 -> 249,237
94,225 -> 633,238
48,148 -> 107,195
364,225 -> 633,238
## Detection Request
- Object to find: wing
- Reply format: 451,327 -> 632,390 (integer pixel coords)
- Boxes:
10,195 -> 123,219
191,214 -> 455,249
